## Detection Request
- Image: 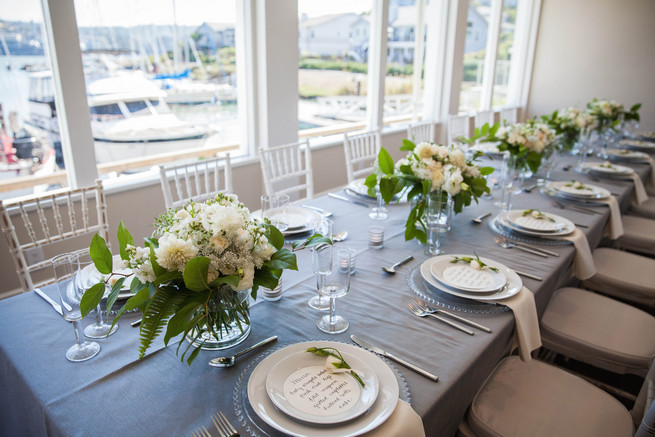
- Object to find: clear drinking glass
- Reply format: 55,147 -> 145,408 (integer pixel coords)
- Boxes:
308,218 -> 333,311
317,248 -> 351,334
76,249 -> 118,339
52,252 -> 100,362
261,194 -> 290,232
369,188 -> 388,220
425,190 -> 453,255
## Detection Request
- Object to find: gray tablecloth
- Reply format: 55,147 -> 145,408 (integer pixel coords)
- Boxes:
0,155 -> 650,437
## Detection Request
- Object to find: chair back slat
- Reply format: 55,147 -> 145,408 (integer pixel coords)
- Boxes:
407,120 -> 435,143
259,141 -> 313,202
343,130 -> 381,183
0,182 -> 110,292
500,106 -> 518,124
447,114 -> 471,146
474,110 -> 496,130
159,154 -> 233,210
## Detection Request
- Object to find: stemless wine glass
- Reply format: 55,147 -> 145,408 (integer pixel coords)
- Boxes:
308,218 -> 333,311
425,190 -> 453,255
369,188 -> 388,220
317,248 -> 351,334
75,249 -> 118,339
52,252 -> 100,362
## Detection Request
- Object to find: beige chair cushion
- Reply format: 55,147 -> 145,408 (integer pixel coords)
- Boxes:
541,287 -> 655,375
618,215 -> 655,256
630,197 -> 655,220
467,356 -> 633,437
582,248 -> 655,308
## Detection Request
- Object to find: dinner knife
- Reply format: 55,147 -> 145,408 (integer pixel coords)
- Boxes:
328,193 -> 369,208
514,242 -> 559,257
351,335 -> 439,382
34,288 -> 63,316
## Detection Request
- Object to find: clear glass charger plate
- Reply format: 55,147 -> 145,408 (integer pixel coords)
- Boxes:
488,216 -> 573,247
406,265 -> 509,314
233,339 -> 411,437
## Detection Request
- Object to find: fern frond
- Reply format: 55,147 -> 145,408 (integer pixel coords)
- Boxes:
138,286 -> 185,359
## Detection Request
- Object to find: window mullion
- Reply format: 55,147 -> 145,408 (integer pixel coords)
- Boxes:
366,0 -> 389,132
479,0 -> 503,111
411,0 -> 427,122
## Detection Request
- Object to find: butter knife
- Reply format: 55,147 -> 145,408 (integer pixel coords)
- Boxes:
328,193 -> 369,208
351,335 -> 439,382
34,288 -> 63,316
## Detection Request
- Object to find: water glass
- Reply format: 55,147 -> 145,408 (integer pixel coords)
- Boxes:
53,252 -> 100,362
339,248 -> 357,275
369,188 -> 388,220
308,218 -> 333,311
317,248 -> 351,334
261,194 -> 290,231
76,249 -> 119,339
368,226 -> 384,249
425,190 -> 452,255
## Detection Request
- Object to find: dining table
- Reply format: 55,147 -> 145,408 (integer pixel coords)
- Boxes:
0,152 -> 651,437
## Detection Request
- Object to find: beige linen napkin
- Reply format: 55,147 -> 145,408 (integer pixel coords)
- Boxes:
561,228 -> 596,280
629,172 -> 648,204
502,286 -> 541,362
597,195 -> 624,239
365,400 -> 425,437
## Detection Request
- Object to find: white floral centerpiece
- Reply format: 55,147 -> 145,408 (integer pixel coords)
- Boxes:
364,140 -> 492,243
80,193 -> 300,365
586,98 -> 624,132
542,107 -> 598,152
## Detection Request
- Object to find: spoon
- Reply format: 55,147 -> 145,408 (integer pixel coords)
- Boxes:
208,336 -> 278,368
332,230 -> 348,242
382,255 -> 414,274
471,212 -> 491,224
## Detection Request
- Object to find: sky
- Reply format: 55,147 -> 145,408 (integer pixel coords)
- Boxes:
1,0 -> 372,26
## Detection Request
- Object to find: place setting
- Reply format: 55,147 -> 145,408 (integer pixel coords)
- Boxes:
233,339 -> 416,437
407,253 -> 541,361
258,193 -> 325,240
579,161 -> 648,204
619,138 -> 655,152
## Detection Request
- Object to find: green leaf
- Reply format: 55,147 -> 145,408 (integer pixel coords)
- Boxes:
153,270 -> 183,287
183,257 -> 211,292
481,123 -> 489,135
138,285 -> 184,359
379,177 -> 396,204
266,248 -> 298,271
480,166 -> 494,176
291,233 -> 332,251
125,287 -> 151,311
105,277 -> 125,317
264,224 -> 284,250
489,122 -> 500,136
364,174 -> 378,197
130,276 -> 146,294
253,266 -> 279,294
526,151 -> 542,174
209,274 -> 241,288
378,147 -> 395,175
80,282 -> 106,317
117,221 -> 134,261
90,234 -> 112,275
164,295 -> 204,345
400,139 -> 416,151
147,244 -> 166,277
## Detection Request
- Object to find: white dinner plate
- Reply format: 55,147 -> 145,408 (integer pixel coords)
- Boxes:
504,209 -> 566,233
421,255 -> 522,301
545,180 -> 610,200
606,149 -> 650,162
281,207 -> 323,235
265,350 -> 379,424
620,139 -> 655,152
248,341 -> 399,437
347,179 -> 374,198
429,256 -> 507,293
582,162 -> 634,178
496,211 -> 575,238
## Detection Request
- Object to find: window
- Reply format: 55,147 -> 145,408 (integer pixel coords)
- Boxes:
298,0 -> 372,135
73,0 -> 241,175
458,0 -> 489,113
0,0 -> 66,200
492,0 -> 518,107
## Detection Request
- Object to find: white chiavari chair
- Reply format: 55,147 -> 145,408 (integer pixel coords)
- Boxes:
447,114 -> 471,146
258,140 -> 313,201
343,130 -> 381,183
406,120 -> 436,144
159,153 -> 232,210
0,181 -> 110,292
499,106 -> 519,125
474,110 -> 496,130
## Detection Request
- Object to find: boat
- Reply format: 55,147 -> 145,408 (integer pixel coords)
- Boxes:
25,71 -> 214,164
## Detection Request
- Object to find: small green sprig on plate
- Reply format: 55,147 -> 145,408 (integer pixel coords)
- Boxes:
599,161 -> 615,169
564,180 -> 591,191
450,254 -> 499,273
306,347 -> 365,387
522,208 -> 555,222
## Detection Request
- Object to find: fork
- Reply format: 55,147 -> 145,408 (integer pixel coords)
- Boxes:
407,302 -> 474,335
212,411 -> 240,437
412,298 -> 492,333
191,425 -> 212,437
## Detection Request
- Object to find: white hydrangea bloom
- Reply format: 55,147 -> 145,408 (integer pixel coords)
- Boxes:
155,234 -> 198,272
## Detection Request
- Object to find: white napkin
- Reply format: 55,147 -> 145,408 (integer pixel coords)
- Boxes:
648,157 -> 655,187
365,400 -> 425,437
503,286 -> 541,362
561,228 -> 596,280
597,196 -> 624,239
629,172 -> 648,204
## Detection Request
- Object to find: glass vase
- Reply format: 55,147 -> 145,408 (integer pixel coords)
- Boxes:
186,285 -> 251,350
425,190 -> 452,256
